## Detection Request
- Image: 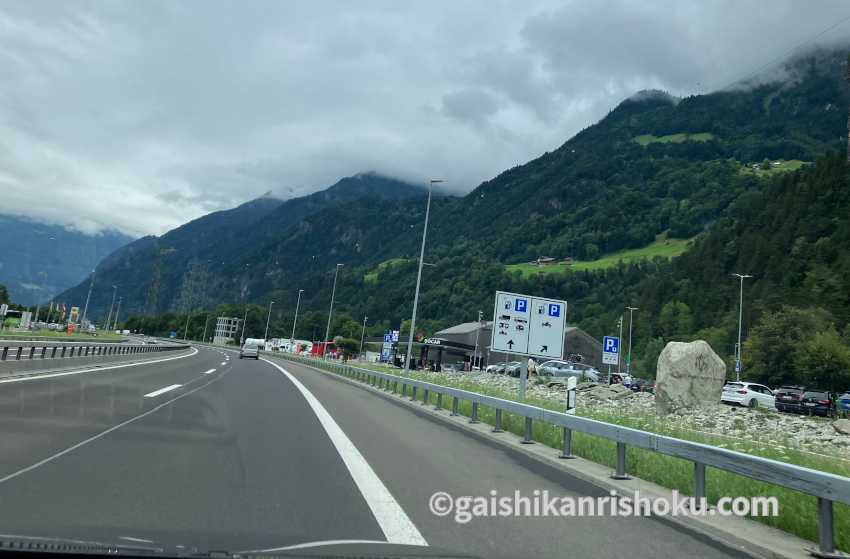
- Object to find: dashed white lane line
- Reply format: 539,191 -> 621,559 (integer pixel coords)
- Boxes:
143,384 -> 182,398
204,368 -> 217,374
261,358 -> 427,547
220,361 -> 227,366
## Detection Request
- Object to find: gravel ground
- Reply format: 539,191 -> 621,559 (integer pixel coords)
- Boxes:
418,370 -> 850,460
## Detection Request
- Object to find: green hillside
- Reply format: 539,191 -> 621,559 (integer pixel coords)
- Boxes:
633,132 -> 714,145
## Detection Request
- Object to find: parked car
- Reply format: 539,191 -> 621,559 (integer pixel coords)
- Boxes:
774,385 -> 806,413
505,361 -> 523,377
839,391 -> 850,416
720,382 -> 775,408
486,362 -> 507,374
538,360 -> 600,384
800,389 -> 834,417
629,378 -> 655,393
239,343 -> 260,360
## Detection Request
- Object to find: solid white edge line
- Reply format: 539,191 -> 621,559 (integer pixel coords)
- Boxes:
0,347 -> 199,384
240,539 -> 397,553
143,384 -> 182,398
261,358 -> 427,547
0,372 -> 225,485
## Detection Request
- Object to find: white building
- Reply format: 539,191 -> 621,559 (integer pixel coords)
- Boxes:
213,316 -> 241,345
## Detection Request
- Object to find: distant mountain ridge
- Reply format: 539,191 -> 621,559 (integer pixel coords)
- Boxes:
0,215 -> 133,306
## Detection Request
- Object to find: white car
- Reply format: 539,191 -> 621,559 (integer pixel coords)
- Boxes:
721,382 -> 775,408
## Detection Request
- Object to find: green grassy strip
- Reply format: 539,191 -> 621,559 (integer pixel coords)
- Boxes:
633,132 -> 714,146
275,353 -> 849,551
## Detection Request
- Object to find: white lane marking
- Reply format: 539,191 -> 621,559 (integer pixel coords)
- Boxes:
143,384 -> 182,398
261,358 -> 427,547
119,537 -> 155,544
241,540 -> 395,553
220,361 -> 226,366
0,372 -> 225,485
0,347 -> 199,384
204,368 -> 217,374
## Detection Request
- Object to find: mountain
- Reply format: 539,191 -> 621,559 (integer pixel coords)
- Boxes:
0,215 -> 133,306
53,173 -> 428,319
60,47 -> 850,380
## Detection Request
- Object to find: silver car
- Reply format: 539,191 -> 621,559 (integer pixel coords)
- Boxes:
538,360 -> 599,384
239,344 -> 260,360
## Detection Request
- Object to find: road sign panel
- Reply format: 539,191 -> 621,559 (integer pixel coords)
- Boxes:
602,336 -> 620,365
490,291 -> 566,359
528,296 -> 566,359
735,360 -> 741,373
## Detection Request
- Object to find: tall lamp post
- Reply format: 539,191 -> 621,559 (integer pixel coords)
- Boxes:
105,285 -> 117,333
263,300 -> 275,342
359,315 -> 368,360
202,313 -> 212,343
405,178 -> 443,372
323,264 -> 343,359
183,310 -> 191,340
290,289 -> 304,346
625,306 -> 638,376
112,297 -> 122,331
472,310 -> 483,371
732,273 -> 753,382
80,269 -> 96,326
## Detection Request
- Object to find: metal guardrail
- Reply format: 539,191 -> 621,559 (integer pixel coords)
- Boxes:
279,353 -> 849,557
0,343 -> 185,363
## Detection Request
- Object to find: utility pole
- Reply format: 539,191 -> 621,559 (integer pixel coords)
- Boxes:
183,310 -> 191,340
240,305 -> 248,346
105,286 -> 117,333
359,315 -> 368,360
472,310 -> 483,371
112,297 -> 122,331
617,315 -> 624,376
290,289 -> 304,345
626,306 -> 638,376
323,264 -> 343,359
732,273 -> 753,382
263,300 -> 275,342
405,178 -> 443,372
80,269 -> 96,326
202,313 -> 211,343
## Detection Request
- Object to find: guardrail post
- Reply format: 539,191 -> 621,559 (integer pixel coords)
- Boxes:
41,347 -> 46,359
817,497 -> 835,556
694,463 -> 706,506
61,347 -> 66,357
451,397 -> 459,416
29,347 -> 35,359
493,409 -> 504,432
392,380 -> 398,394
1,347 -> 7,360
16,346 -> 22,360
51,346 -> 57,358
521,417 -> 534,444
400,383 -> 406,397
411,386 -> 418,402
559,427 -> 575,459
469,402 -> 479,424
612,442 -> 630,479
435,392 -> 443,410
422,389 -> 429,405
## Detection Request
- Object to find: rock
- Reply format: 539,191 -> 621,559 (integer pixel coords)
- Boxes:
655,340 -> 727,415
833,419 -> 850,436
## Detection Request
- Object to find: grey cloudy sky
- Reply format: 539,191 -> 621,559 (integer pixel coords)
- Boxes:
1,0 -> 848,237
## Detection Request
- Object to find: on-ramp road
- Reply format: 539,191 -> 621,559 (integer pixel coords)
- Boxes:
0,344 -> 747,558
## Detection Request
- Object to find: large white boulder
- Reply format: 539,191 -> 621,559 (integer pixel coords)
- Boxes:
655,340 -> 727,415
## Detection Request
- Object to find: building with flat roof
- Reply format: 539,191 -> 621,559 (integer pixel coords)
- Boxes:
213,316 -> 241,345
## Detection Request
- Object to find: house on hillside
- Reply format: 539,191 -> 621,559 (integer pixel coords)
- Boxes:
531,256 -> 556,266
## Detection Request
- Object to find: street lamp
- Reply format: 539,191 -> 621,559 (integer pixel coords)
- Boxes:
732,273 -> 753,382
263,300 -> 275,342
472,310 -> 483,371
323,264 -> 343,359
626,306 -> 638,376
202,313 -> 212,343
105,285 -> 118,332
80,268 -> 96,326
291,289 -> 304,345
183,310 -> 191,340
359,315 -> 368,360
240,304 -> 249,346
112,297 -> 122,331
405,178 -> 443,372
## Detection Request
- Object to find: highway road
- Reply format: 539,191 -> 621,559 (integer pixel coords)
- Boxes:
0,344 -> 748,558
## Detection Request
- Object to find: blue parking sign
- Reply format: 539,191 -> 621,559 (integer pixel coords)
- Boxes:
548,304 -> 561,317
515,299 -> 528,312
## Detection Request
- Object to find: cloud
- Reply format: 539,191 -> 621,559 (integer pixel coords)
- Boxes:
0,0 -> 848,236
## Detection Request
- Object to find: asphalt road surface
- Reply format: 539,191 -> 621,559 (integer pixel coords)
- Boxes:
0,345 -> 747,558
